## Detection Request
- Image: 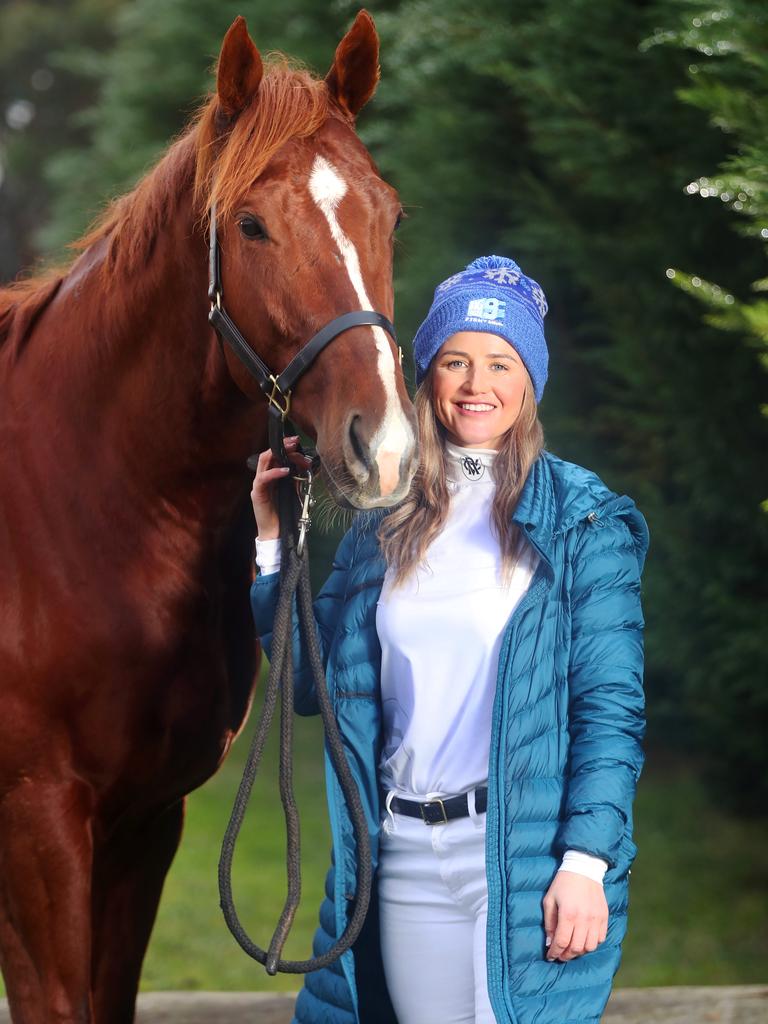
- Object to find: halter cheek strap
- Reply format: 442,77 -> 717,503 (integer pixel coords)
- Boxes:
207,203 -> 400,462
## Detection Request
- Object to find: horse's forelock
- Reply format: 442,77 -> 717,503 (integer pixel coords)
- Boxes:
195,58 -> 341,226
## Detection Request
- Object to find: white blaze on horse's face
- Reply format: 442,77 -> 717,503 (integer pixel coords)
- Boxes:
308,154 -> 412,498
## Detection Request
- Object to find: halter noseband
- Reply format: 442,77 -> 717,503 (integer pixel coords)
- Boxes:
207,203 -> 400,462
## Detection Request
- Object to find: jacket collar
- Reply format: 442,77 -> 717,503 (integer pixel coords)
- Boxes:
512,450 -> 648,575
511,453 -> 557,576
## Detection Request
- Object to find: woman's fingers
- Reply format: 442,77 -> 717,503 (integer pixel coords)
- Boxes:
251,442 -> 297,539
253,438 -> 301,479
284,438 -> 313,470
583,922 -> 602,954
559,921 -> 588,961
254,466 -> 291,488
542,893 -> 558,952
250,436 -> 315,541
251,461 -> 290,500
542,871 -> 609,962
548,915 -> 575,962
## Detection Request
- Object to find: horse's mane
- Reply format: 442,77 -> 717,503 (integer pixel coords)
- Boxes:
0,56 -> 340,350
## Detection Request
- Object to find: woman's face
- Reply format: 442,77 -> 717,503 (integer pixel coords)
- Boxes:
431,331 -> 528,450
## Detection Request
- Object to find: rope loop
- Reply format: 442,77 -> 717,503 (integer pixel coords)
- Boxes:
218,471 -> 372,974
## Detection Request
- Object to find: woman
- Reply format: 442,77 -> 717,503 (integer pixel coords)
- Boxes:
250,255 -> 648,1024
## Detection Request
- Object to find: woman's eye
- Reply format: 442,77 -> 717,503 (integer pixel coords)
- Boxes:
238,216 -> 268,241
491,362 -> 508,371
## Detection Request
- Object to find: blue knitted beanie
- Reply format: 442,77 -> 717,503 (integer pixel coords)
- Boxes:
412,255 -> 549,402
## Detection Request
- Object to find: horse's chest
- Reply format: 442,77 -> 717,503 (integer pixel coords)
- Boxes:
2,541 -> 254,806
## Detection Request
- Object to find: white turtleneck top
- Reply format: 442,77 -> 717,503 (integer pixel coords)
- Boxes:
255,441 -> 608,883
376,442 -> 538,800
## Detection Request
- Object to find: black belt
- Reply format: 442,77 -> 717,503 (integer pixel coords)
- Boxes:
387,787 -> 488,826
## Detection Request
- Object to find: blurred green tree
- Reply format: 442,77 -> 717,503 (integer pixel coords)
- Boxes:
0,0 -> 124,276
655,3 -> 768,425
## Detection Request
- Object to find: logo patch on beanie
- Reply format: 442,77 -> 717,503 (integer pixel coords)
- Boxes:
466,297 -> 506,324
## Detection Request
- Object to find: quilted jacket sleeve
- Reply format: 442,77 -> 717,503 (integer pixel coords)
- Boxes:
250,528 -> 356,716
556,507 -> 647,868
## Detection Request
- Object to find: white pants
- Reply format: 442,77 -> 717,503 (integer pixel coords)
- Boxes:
377,794 -> 495,1024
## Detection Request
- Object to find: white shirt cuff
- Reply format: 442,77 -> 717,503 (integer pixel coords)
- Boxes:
557,849 -> 609,884
254,537 -> 282,575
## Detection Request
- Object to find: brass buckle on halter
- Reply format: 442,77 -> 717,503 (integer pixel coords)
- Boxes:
267,376 -> 291,419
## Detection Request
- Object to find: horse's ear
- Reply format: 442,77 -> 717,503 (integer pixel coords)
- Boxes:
216,16 -> 264,123
325,9 -> 380,120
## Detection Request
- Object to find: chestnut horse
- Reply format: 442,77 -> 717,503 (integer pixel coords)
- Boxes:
0,12 -> 417,1023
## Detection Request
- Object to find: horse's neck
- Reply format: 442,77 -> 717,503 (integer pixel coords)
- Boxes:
20,197 -> 265,538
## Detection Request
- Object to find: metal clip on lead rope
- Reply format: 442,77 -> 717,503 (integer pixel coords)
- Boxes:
295,470 -> 315,557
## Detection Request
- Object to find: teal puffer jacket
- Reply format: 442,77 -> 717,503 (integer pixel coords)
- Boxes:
250,450 -> 648,1024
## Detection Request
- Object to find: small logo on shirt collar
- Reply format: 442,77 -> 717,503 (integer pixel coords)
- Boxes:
460,455 -> 485,480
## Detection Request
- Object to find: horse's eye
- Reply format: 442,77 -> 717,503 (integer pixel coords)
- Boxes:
239,216 -> 268,241
394,210 -> 405,232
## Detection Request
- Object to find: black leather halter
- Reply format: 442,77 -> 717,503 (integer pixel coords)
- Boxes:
207,204 -> 400,462
210,204 -> 400,974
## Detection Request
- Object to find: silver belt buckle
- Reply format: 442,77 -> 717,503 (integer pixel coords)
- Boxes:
420,798 -> 448,825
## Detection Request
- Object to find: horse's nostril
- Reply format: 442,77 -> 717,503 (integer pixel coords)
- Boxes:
348,414 -> 372,473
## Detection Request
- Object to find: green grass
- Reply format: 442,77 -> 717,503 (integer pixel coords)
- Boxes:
617,750 -> 768,986
1,717 -> 766,994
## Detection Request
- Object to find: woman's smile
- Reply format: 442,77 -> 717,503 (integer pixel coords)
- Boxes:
454,401 -> 497,413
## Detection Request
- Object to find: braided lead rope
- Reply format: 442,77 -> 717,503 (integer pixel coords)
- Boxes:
218,474 -> 372,974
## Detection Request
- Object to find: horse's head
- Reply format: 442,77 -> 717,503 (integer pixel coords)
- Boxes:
200,12 -> 417,510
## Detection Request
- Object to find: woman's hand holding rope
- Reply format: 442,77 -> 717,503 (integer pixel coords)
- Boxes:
251,436 -> 312,540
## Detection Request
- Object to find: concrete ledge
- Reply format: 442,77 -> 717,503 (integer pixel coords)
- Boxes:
135,993 -> 295,1023
1,986 -> 766,1022
604,985 -> 768,1023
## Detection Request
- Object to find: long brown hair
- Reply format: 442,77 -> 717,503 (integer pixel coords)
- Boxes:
378,362 -> 544,586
